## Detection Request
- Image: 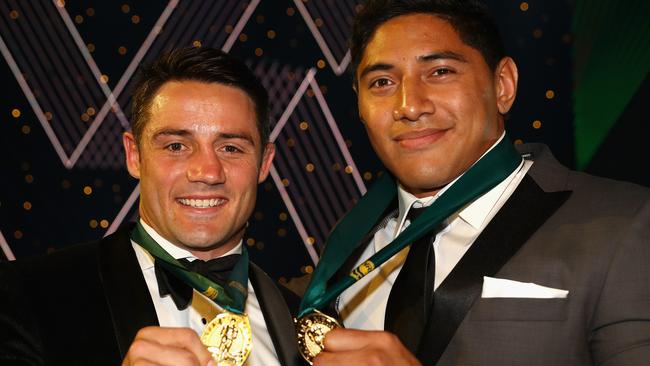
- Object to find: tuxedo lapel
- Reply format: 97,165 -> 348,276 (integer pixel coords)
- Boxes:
249,263 -> 302,366
416,175 -> 571,365
98,225 -> 159,356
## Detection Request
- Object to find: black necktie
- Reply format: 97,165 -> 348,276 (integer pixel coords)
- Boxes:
384,206 -> 437,353
155,254 -> 242,310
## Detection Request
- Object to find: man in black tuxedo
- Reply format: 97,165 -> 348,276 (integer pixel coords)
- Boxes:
311,1 -> 650,365
0,47 -> 302,366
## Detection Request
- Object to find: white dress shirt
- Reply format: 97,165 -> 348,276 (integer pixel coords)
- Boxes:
131,221 -> 280,366
337,134 -> 532,330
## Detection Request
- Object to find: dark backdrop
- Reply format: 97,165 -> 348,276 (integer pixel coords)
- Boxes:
1,0 -> 648,282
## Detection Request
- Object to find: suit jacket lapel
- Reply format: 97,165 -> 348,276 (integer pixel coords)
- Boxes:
416,175 -> 571,365
98,224 -> 159,356
249,263 -> 302,366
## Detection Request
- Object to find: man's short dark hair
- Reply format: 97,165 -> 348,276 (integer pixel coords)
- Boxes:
131,47 -> 269,146
351,0 -> 505,81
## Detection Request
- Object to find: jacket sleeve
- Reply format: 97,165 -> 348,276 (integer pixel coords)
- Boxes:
589,199 -> 650,365
0,262 -> 45,366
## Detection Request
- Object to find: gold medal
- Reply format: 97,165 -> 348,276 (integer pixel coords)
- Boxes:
201,312 -> 252,366
295,310 -> 342,365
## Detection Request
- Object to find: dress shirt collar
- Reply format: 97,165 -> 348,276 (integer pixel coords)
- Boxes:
394,132 -> 521,234
135,219 -> 243,270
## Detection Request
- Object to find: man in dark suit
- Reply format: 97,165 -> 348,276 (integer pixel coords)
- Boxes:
310,1 -> 650,365
0,47 -> 302,366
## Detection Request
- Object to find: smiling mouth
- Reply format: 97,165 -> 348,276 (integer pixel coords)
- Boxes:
394,128 -> 448,148
178,198 -> 226,208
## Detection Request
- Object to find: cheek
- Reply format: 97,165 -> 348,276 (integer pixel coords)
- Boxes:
227,163 -> 261,190
358,92 -> 387,122
481,85 -> 498,117
361,105 -> 392,146
145,161 -> 184,196
454,88 -> 476,116
363,123 -> 390,159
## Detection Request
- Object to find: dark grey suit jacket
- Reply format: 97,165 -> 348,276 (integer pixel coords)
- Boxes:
0,225 -> 303,366
429,143 -> 650,365
331,143 -> 650,365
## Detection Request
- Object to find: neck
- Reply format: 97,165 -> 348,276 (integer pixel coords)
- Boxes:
402,184 -> 445,199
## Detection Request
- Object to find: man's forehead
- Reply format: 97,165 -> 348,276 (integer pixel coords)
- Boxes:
357,14 -> 481,74
149,90 -> 170,111
149,123 -> 229,135
366,14 -> 461,53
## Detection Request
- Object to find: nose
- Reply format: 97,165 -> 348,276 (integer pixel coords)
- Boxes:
392,78 -> 435,122
186,148 -> 225,185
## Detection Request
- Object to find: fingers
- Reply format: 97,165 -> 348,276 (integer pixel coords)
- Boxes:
122,326 -> 213,366
323,328 -> 399,351
314,328 -> 421,366
137,327 -> 212,362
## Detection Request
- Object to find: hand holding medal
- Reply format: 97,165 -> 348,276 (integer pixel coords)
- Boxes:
121,326 -> 214,366
295,310 -> 341,364
131,223 -> 253,366
201,312 -> 252,365
295,138 -> 522,364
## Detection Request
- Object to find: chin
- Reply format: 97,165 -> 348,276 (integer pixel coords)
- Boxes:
174,231 -> 220,249
398,172 -> 452,196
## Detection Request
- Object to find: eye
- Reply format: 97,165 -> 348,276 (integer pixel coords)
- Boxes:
222,145 -> 243,153
432,68 -> 453,76
370,78 -> 394,89
165,142 -> 185,152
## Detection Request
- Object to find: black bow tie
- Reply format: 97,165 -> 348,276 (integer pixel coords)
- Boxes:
154,254 -> 242,310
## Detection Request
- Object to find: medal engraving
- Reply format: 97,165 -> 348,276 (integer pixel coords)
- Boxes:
295,310 -> 342,365
201,312 -> 252,366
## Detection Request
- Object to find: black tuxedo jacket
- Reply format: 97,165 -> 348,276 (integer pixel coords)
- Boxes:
0,226 -> 303,366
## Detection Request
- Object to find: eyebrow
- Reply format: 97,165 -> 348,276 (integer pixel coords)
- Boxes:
358,51 -> 468,79
219,132 -> 256,146
358,63 -> 394,80
418,51 -> 467,63
152,128 -> 191,139
152,129 -> 256,146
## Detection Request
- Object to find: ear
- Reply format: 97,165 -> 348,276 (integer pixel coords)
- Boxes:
257,142 -> 275,183
123,132 -> 141,179
494,57 -> 519,114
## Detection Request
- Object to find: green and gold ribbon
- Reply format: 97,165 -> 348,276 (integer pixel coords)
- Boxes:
298,137 -> 522,317
131,223 -> 249,314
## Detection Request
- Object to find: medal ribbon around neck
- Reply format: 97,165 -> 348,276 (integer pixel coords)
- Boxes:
298,136 -> 522,317
131,222 -> 249,314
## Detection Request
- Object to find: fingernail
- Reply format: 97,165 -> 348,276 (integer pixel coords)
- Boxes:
207,360 -> 216,366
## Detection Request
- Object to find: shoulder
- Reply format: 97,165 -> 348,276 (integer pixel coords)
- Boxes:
2,225 -> 135,289
4,240 -> 101,280
518,143 -> 649,217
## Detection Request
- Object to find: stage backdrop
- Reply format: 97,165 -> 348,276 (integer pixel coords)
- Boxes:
1,0 -> 648,283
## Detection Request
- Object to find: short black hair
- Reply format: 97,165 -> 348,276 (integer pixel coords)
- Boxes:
130,47 -> 269,145
351,0 -> 505,81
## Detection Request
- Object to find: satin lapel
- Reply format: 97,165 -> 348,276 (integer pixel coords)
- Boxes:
249,263 -> 302,366
416,175 -> 571,365
98,224 -> 159,357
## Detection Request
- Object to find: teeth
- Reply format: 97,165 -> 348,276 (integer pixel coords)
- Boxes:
179,198 -> 224,208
